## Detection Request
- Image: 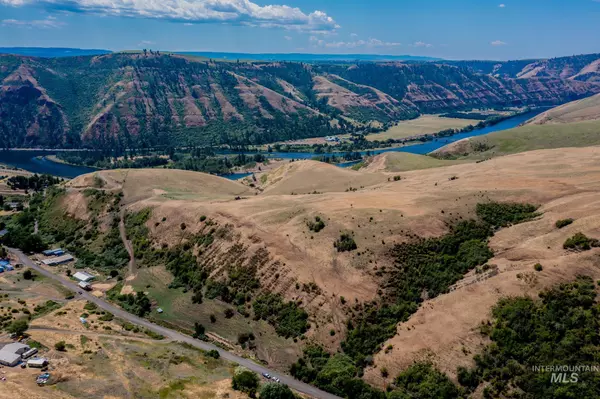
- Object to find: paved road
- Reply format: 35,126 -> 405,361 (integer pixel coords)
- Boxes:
9,248 -> 341,399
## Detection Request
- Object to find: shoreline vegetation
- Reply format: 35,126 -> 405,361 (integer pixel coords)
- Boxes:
38,109 -> 533,176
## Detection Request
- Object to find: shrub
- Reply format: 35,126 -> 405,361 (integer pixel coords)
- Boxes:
393,175 -> 401,181
55,341 -> 66,351
224,308 -> 235,319
563,232 -> 599,251
533,263 -> 543,272
23,269 -> 33,280
252,293 -> 309,338
476,202 -> 539,228
307,216 -> 326,233
193,322 -> 206,339
555,218 -> 574,229
231,367 -> 259,395
334,233 -> 357,252
206,349 -> 220,359
259,383 -> 295,399
200,215 -> 207,222
210,314 -> 216,323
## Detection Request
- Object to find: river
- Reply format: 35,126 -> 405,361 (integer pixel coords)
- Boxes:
0,109 -> 545,179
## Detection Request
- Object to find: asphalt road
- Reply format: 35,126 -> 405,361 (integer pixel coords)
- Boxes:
10,248 -> 341,399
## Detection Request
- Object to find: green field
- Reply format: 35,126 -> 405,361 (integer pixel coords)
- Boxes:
366,115 -> 479,141
374,152 -> 468,172
435,119 -> 600,159
130,267 -> 302,370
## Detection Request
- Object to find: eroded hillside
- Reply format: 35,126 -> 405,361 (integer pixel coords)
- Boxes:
2,52 -> 600,149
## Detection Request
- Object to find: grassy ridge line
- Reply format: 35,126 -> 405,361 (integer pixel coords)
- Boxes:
433,119 -> 600,159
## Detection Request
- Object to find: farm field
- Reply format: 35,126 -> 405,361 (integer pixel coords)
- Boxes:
365,115 -> 479,141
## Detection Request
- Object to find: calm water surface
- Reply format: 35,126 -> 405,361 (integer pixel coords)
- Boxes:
0,109 -> 546,179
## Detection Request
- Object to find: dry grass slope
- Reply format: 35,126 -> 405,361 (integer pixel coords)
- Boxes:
526,92 -> 600,125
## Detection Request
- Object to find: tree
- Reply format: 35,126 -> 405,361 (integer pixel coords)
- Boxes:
110,270 -> 119,278
8,319 -> 29,336
259,383 -> 296,399
0,246 -> 7,259
55,341 -> 66,351
193,322 -> 205,339
232,367 -> 260,396
23,269 -> 33,280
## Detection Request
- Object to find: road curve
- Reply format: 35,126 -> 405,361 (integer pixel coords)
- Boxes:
9,248 -> 341,399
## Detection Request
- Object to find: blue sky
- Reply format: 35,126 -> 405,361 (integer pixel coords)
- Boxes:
0,0 -> 599,60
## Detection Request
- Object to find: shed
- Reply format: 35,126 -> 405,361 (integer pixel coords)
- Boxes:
27,358 -> 48,368
0,260 -> 9,267
78,281 -> 92,291
42,254 -> 74,266
22,347 -> 38,359
73,271 -> 95,282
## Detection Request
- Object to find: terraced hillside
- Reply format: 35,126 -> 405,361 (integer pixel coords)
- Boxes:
2,52 -> 600,149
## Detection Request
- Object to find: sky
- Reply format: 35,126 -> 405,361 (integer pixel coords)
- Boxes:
0,0 -> 599,60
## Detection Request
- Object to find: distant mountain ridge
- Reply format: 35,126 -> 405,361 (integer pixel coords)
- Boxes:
445,53 -> 600,82
177,52 -> 442,62
1,51 -> 599,149
0,47 -> 112,58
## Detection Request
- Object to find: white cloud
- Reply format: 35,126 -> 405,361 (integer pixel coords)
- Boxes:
498,3 -> 506,7
138,40 -> 155,46
350,33 -> 358,37
284,35 -> 292,40
411,41 -> 432,48
1,16 -> 64,28
312,37 -> 401,49
491,40 -> 507,46
0,0 -> 339,32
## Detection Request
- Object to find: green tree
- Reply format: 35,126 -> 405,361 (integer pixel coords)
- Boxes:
7,319 -> 29,336
23,269 -> 33,280
54,341 -> 66,351
259,383 -> 296,399
232,367 -> 260,396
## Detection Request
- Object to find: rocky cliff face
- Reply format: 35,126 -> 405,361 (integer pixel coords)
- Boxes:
1,52 -> 599,149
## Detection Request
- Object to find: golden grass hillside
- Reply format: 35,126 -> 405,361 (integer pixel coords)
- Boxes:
526,92 -> 600,125
361,152 -> 466,172
432,119 -> 600,159
59,146 -> 600,382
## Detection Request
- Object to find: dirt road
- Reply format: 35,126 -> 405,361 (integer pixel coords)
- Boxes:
119,209 -> 136,275
9,248 -> 341,399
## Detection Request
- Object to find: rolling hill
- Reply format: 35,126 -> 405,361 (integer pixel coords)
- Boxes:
17,144 -> 600,398
525,92 -> 600,125
2,52 -> 600,149
432,92 -> 600,159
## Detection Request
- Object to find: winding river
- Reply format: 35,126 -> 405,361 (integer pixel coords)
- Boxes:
0,109 -> 545,179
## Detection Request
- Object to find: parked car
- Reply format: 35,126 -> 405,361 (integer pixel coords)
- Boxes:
262,373 -> 270,379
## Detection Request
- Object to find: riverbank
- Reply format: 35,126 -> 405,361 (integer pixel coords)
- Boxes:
0,108 -> 548,179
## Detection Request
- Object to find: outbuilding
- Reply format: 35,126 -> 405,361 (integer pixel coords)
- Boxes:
0,343 -> 30,367
42,254 -> 74,266
27,358 -> 48,368
73,271 -> 95,282
78,281 -> 92,291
